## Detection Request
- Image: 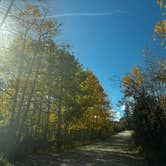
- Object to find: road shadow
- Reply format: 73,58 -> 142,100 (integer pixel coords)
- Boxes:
14,131 -> 147,166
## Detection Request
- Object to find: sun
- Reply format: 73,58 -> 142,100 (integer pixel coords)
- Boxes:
0,13 -> 18,48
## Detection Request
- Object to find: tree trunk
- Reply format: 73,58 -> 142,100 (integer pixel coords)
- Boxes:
56,101 -> 62,152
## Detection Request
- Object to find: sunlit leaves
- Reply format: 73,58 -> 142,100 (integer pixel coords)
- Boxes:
0,2 -> 114,156
0,93 -> 11,128
157,0 -> 166,8
122,67 -> 145,97
154,1 -> 166,47
121,55 -> 166,162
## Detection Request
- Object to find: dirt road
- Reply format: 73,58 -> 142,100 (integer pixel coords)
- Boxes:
15,131 -> 147,166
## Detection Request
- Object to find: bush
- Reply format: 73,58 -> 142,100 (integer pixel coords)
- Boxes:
0,153 -> 8,166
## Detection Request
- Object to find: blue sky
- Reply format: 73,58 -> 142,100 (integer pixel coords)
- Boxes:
45,0 -> 162,119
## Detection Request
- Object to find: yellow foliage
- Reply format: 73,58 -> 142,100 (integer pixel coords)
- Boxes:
155,20 -> 166,34
158,0 -> 164,7
155,1 -> 166,43
133,67 -> 140,75
123,75 -> 132,86
132,67 -> 145,85
49,113 -> 56,123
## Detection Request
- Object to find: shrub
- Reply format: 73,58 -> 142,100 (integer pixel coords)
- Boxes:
0,153 -> 8,166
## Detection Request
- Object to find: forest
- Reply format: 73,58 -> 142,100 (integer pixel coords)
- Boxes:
121,0 -> 166,165
0,0 -> 118,163
0,0 -> 166,166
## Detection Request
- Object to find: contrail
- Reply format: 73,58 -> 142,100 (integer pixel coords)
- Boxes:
23,10 -> 128,20
52,10 -> 128,18
54,12 -> 113,17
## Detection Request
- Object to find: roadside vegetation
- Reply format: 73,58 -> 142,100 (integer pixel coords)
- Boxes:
121,0 -> 166,165
0,0 -> 119,162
